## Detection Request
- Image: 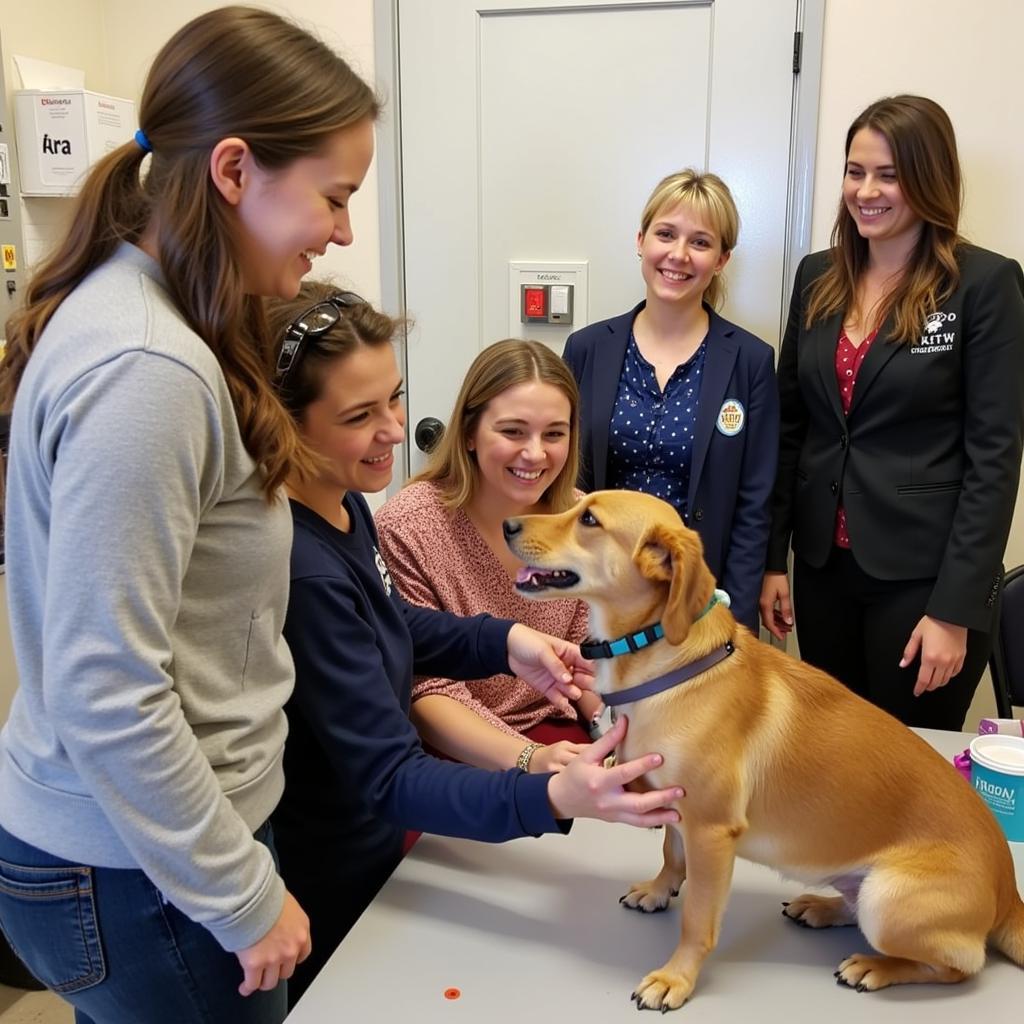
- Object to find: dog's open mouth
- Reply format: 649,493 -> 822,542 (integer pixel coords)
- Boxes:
514,566 -> 580,592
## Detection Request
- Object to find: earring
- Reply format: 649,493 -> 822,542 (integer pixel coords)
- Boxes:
636,252 -> 642,260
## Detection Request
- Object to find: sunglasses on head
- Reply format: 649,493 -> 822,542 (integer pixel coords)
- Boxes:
274,291 -> 365,389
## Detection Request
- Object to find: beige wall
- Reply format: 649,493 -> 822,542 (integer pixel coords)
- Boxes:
1,2 -> 109,94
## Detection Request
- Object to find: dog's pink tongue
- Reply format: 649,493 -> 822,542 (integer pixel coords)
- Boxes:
515,566 -> 536,584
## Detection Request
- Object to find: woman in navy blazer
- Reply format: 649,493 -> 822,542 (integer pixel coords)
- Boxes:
563,170 -> 778,631
760,95 -> 1024,729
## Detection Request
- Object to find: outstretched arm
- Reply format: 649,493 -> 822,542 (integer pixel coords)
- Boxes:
412,694 -> 585,772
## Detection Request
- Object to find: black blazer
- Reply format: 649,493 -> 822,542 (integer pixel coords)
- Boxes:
563,302 -> 779,631
767,246 -> 1024,632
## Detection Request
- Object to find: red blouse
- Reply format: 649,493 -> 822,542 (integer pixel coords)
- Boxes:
833,326 -> 879,548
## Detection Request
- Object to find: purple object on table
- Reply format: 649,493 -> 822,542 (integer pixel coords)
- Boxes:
952,748 -> 972,782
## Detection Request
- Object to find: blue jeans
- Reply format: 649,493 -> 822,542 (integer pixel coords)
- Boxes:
0,822 -> 287,1024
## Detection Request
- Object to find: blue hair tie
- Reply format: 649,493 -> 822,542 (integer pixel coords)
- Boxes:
134,128 -> 152,154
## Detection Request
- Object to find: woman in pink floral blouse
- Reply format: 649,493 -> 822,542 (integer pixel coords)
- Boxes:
377,340 -> 602,775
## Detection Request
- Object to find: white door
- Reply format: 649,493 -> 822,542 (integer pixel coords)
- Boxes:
381,0 -> 821,475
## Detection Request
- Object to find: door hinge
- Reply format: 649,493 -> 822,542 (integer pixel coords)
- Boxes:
792,30 -> 803,74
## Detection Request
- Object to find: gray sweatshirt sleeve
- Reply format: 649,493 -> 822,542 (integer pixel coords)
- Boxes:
39,350 -> 284,951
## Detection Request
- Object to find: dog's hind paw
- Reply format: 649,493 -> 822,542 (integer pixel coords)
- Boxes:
620,881 -> 676,913
782,894 -> 856,928
632,969 -> 695,1011
835,953 -> 969,991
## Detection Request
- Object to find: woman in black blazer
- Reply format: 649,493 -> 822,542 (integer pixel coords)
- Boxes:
761,95 -> 1024,729
563,170 -> 778,632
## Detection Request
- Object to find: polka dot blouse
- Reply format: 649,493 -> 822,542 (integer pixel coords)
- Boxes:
606,331 -> 707,518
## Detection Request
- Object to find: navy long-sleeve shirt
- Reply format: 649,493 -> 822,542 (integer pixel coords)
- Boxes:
272,494 -> 567,945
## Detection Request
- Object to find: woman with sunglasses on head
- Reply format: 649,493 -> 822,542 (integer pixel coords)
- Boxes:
760,95 -> 1024,729
375,341 -> 603,776
563,169 -> 779,633
265,281 -> 684,1007
0,8 -> 384,1022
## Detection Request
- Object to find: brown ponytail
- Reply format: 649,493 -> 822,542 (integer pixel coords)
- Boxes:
1,5 -> 380,497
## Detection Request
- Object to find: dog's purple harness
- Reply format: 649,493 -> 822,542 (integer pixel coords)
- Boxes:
601,642 -> 736,707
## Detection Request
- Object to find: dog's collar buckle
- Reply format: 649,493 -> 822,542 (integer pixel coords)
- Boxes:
602,641 -> 736,708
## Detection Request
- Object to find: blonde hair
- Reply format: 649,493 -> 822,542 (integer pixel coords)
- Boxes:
0,6 -> 379,498
413,339 -> 580,512
639,169 -> 740,310
805,94 -> 964,344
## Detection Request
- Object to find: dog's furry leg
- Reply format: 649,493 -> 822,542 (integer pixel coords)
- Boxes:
620,823 -> 686,913
834,866 -> 988,991
782,894 -> 856,928
632,821 -> 740,1011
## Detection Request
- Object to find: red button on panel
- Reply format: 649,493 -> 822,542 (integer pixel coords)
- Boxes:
524,286 -> 546,318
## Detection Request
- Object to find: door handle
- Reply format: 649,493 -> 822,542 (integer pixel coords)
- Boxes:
414,417 -> 445,453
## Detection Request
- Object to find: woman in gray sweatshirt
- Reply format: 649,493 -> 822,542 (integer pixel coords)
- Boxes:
0,8 -> 377,1023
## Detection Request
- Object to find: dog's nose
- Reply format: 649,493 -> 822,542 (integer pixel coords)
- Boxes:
502,518 -> 522,540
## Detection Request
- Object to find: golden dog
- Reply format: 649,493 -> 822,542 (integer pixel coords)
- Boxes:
504,490 -> 1024,1011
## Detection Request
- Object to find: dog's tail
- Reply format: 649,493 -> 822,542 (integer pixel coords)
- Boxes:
991,896 -> 1024,966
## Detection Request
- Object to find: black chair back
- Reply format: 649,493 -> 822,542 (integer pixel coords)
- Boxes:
990,565 -> 1024,716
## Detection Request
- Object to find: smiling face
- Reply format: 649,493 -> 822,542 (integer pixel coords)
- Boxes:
297,341 -> 406,496
467,380 -> 572,515
234,117 -> 375,298
637,202 -> 730,309
843,128 -> 923,252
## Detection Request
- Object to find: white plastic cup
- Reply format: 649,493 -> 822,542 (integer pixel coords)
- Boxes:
969,734 -> 1024,842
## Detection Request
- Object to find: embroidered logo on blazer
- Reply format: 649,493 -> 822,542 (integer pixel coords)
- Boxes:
912,311 -> 957,354
716,399 -> 745,436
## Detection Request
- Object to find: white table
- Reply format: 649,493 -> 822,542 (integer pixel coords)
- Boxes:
287,729 -> 1023,1022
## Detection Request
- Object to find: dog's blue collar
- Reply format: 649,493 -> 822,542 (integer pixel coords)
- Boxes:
579,589 -> 730,660
580,623 -> 663,660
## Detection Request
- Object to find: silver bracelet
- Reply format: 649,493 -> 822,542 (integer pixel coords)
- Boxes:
515,741 -> 544,773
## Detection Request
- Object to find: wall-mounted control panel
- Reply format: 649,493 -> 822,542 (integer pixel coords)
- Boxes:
508,261 -> 588,347
520,282 -> 574,324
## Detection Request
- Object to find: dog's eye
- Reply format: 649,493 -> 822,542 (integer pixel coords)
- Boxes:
579,508 -> 600,527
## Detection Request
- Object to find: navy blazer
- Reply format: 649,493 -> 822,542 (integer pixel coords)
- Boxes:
767,246 -> 1024,632
563,302 -> 779,631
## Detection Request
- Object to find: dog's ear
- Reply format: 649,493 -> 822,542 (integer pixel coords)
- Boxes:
635,523 -> 716,644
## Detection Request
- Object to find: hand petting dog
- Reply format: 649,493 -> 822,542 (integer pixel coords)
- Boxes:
546,714 -> 683,827
506,622 -> 596,712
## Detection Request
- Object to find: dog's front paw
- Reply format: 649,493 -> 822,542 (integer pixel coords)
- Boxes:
632,968 -> 695,1012
619,879 -> 678,914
